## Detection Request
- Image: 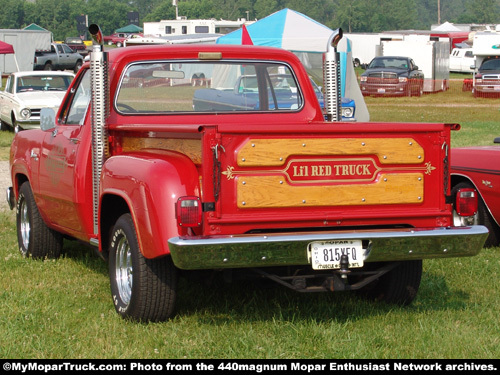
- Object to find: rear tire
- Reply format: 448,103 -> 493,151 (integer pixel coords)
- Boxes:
358,260 -> 422,305
16,182 -> 63,259
109,213 -> 178,322
477,197 -> 500,247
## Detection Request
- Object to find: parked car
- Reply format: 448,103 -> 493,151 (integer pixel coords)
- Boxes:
34,43 -> 84,73
192,73 -> 356,121
64,37 -> 89,56
103,32 -> 142,47
451,137 -> 500,247
360,56 -> 424,97
0,71 -> 74,132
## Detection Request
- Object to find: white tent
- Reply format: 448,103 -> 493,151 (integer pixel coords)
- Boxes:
217,8 -> 369,121
433,22 -> 462,32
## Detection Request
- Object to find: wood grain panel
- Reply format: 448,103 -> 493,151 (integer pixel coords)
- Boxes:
236,173 -> 424,208
122,138 -> 202,164
237,138 -> 424,166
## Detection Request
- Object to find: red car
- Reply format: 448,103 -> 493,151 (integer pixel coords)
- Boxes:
451,137 -> 500,247
103,32 -> 141,47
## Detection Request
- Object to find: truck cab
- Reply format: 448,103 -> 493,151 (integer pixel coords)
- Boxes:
449,47 -> 474,73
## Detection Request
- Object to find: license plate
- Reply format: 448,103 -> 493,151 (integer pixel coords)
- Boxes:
377,88 -> 385,93
308,240 -> 364,270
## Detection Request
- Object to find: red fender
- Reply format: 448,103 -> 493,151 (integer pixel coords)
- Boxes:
100,150 -> 200,258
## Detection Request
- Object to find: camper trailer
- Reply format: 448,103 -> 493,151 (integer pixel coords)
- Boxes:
143,18 -> 253,37
470,31 -> 500,97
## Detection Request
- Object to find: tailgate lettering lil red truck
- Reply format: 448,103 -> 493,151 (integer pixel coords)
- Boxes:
7,25 -> 488,322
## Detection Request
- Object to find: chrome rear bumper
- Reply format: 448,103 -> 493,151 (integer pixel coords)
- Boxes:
168,226 -> 488,270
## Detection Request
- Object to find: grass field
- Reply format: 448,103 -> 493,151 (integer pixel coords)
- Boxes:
0,86 -> 499,359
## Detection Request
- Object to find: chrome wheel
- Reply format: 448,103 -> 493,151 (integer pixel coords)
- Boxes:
109,213 -> 178,321
18,197 -> 30,254
16,182 -> 63,259
115,236 -> 133,306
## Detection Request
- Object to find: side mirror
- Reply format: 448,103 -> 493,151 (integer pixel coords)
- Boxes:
494,137 -> 500,144
413,65 -> 419,70
40,108 -> 56,131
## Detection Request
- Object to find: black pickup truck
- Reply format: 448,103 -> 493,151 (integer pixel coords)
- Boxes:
360,56 -> 424,97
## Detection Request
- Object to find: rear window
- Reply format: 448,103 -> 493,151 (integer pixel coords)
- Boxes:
115,61 -> 303,114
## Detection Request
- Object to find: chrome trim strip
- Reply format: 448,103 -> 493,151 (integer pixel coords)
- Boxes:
168,226 -> 488,270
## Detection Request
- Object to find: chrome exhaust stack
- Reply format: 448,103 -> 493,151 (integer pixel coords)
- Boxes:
323,28 -> 343,122
88,24 -> 109,235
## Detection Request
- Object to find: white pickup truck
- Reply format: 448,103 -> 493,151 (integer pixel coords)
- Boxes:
449,47 -> 474,73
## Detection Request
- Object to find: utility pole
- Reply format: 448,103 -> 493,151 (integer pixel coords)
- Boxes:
173,0 -> 179,20
438,0 -> 441,24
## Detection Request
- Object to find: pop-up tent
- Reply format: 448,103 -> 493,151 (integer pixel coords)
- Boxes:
115,24 -> 143,33
0,40 -> 14,54
0,40 -> 19,71
217,8 -> 369,121
217,8 -> 334,52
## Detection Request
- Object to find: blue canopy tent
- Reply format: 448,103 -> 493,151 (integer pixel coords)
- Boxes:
217,8 -> 369,121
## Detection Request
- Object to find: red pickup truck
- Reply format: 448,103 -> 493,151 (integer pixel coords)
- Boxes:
6,25 -> 488,322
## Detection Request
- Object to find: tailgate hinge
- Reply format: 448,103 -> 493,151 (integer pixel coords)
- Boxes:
212,144 -> 225,202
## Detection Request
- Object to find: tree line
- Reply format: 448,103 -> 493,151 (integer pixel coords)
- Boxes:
0,0 -> 499,41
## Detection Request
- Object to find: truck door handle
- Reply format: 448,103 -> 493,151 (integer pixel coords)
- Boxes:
30,150 -> 39,161
70,138 -> 80,144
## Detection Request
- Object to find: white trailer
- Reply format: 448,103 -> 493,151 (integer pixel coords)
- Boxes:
344,32 -> 405,67
0,29 -> 52,73
381,39 -> 450,93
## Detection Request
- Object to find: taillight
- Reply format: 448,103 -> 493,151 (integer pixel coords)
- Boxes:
455,188 -> 478,217
176,197 -> 202,227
